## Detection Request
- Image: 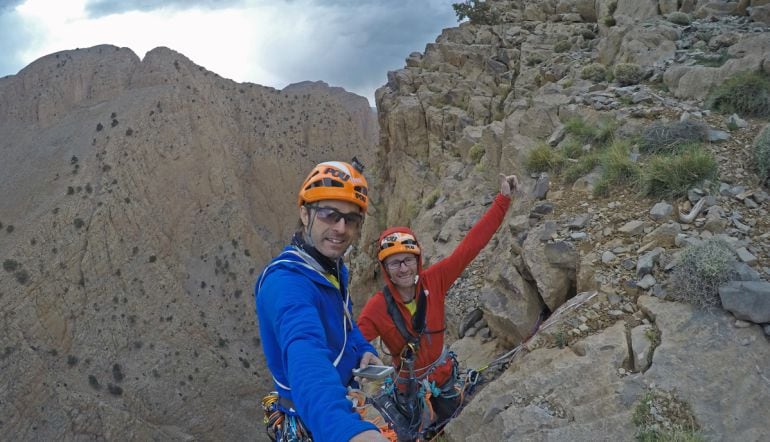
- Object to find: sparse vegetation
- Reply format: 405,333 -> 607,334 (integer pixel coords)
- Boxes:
554,40 -> 571,53
565,116 -> 617,145
112,363 -> 125,382
424,189 -> 441,209
469,143 -> 486,164
563,153 -> 600,184
666,12 -> 692,26
3,259 -> 19,272
580,63 -> 607,82
693,48 -> 731,67
15,270 -> 30,285
525,144 -> 564,173
88,374 -> 101,390
639,120 -> 709,154
613,63 -> 643,86
597,140 -> 641,191
754,124 -> 770,183
580,29 -> 596,40
668,238 -> 736,309
603,15 -> 616,27
705,70 -> 770,117
554,330 -> 566,349
452,0 -> 498,25
641,146 -> 718,197
633,389 -> 702,442
107,383 -> 123,396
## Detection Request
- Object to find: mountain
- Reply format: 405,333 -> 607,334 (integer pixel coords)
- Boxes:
0,44 -> 376,440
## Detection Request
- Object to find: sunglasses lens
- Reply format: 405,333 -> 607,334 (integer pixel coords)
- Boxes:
314,207 -> 361,227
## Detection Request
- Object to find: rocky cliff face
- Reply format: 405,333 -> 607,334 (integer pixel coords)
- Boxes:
0,44 -> 376,440
360,0 -> 770,440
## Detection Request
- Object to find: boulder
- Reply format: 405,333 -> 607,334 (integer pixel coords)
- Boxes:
719,281 -> 770,323
522,224 -> 576,310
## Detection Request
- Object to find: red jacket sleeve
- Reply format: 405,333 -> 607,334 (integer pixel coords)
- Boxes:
423,193 -> 510,299
357,291 -> 386,342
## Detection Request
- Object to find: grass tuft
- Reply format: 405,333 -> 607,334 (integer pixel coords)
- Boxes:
705,70 -> 770,117
641,146 -> 718,198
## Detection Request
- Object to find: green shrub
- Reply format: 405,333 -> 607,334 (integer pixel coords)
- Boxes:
602,15 -> 616,27
580,63 -> 607,82
641,146 -> 718,197
423,189 -> 441,209
563,154 -> 600,184
613,63 -> 643,86
601,140 -> 641,187
525,144 -> 564,173
469,143 -> 486,164
668,238 -> 736,309
565,116 -> 617,145
15,270 -> 30,285
667,12 -> 692,25
554,40 -> 571,53
639,120 -> 709,154
705,70 -> 770,117
558,138 -> 584,159
593,178 -> 611,197
452,0 -> 499,24
3,259 -> 19,272
754,124 -> 770,183
693,48 -> 731,67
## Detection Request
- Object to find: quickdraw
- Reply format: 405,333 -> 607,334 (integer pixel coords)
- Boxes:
261,392 -> 312,442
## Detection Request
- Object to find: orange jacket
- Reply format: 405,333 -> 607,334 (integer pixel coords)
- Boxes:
357,193 -> 510,386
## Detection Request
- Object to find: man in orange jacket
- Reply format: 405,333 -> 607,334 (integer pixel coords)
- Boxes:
357,173 -> 518,436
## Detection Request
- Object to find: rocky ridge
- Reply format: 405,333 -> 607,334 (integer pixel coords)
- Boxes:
356,1 -> 770,440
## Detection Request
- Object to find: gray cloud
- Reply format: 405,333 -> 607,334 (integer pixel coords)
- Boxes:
84,0 -> 243,17
0,0 -> 25,13
1,0 -> 459,103
265,1 -> 458,101
0,3 -> 39,77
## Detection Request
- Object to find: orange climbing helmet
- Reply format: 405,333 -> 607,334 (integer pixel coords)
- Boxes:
297,158 -> 369,213
377,227 -> 421,262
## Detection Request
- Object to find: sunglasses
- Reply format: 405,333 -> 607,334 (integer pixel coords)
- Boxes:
385,256 -> 418,271
311,205 -> 363,228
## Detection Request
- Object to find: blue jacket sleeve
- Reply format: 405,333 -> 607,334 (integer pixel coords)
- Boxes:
350,324 -> 377,360
258,269 -> 377,441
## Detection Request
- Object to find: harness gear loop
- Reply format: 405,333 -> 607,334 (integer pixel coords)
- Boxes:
261,392 -> 312,442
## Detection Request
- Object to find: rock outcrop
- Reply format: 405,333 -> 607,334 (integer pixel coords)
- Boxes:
361,1 -> 770,440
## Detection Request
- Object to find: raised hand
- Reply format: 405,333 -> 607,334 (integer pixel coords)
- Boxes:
499,173 -> 519,198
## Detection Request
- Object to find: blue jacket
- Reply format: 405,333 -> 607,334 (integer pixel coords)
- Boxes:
256,246 -> 378,441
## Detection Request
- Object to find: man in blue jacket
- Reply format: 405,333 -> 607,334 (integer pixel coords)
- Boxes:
256,159 -> 388,442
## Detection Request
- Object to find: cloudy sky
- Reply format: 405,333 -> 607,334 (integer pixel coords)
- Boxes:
0,0 -> 461,104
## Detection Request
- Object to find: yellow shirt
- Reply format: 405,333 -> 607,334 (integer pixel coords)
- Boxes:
404,299 -> 416,315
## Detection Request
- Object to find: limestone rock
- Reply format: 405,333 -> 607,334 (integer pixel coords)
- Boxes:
522,224 -> 576,310
719,281 -> 770,323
